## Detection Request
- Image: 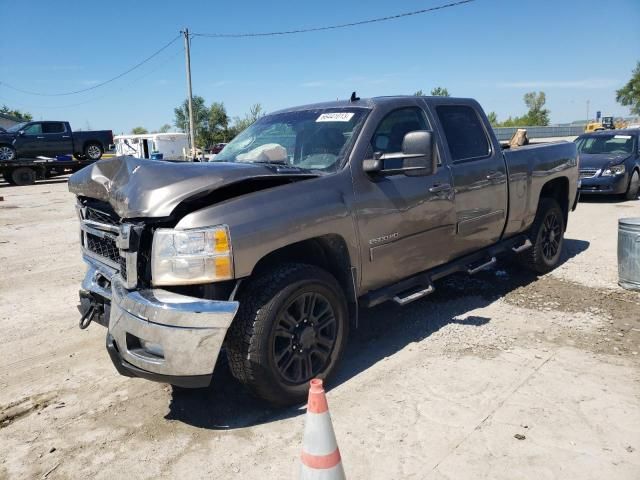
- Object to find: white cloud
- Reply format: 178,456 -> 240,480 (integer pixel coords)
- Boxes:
497,79 -> 619,89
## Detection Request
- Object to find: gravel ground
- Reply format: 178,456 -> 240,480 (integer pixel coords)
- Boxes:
0,178 -> 639,479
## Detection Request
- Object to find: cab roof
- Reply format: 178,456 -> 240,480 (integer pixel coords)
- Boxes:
270,95 -> 475,114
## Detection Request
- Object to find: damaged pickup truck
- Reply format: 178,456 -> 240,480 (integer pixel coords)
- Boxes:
69,96 -> 579,405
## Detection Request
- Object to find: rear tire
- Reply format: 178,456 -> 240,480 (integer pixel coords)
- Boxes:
84,143 -> 103,160
3,171 -> 17,185
624,169 -> 639,201
519,198 -> 565,274
226,264 -> 349,406
11,167 -> 36,186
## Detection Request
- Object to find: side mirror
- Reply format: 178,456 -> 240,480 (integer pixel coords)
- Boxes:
18,130 -> 25,136
363,130 -> 436,176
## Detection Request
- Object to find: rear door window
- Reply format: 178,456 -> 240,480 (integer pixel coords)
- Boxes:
42,122 -> 66,134
436,105 -> 490,162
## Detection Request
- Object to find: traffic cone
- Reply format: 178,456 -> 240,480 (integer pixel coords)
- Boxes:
300,379 -> 346,480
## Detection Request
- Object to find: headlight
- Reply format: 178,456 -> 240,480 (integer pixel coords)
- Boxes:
151,225 -> 233,286
602,164 -> 625,176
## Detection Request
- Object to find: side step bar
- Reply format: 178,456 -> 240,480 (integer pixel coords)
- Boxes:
511,238 -> 532,254
467,257 -> 496,275
360,234 -> 530,308
393,285 -> 435,306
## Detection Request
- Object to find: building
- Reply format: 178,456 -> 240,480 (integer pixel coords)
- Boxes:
0,112 -> 24,131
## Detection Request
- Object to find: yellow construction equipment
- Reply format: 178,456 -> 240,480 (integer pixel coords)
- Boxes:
585,116 -> 628,132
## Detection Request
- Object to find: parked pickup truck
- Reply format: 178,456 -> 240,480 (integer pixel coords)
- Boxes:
0,121 -> 113,163
575,129 -> 640,200
68,96 -> 579,406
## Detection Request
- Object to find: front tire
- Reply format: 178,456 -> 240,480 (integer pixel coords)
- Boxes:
226,264 -> 349,406
624,169 -> 640,201
0,145 -> 16,161
519,198 -> 565,274
84,143 -> 103,160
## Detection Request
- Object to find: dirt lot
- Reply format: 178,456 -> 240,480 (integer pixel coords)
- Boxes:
1,178 -> 639,479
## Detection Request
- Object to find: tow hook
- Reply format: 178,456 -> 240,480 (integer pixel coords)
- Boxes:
79,305 -> 97,329
78,291 -> 105,330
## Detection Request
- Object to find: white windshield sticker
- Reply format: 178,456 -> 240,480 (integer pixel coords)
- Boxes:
614,135 -> 632,139
316,112 -> 354,122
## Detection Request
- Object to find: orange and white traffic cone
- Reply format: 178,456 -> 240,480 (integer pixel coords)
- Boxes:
300,379 -> 346,480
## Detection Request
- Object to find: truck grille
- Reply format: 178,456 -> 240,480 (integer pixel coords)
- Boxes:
579,168 -> 599,179
85,206 -> 119,226
86,233 -> 120,264
77,202 -> 137,288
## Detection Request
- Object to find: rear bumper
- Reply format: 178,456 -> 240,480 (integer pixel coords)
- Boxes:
579,173 -> 628,194
107,277 -> 239,384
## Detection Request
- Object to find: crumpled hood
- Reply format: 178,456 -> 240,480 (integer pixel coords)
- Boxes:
579,152 -> 630,170
68,156 -> 315,218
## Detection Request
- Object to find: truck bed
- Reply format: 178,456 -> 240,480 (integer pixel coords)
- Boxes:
502,141 -> 578,237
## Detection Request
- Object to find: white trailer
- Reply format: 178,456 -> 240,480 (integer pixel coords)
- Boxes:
114,133 -> 188,161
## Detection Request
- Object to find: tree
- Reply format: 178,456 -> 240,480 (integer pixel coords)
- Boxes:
209,102 -> 230,143
131,126 -> 148,134
413,90 -> 425,96
230,103 -> 265,137
174,95 -> 210,147
0,105 -> 32,121
158,123 -> 171,133
430,87 -> 450,97
491,91 -> 550,127
616,61 -> 640,115
523,91 -> 550,126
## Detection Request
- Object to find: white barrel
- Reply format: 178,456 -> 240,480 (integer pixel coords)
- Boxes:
618,218 -> 640,291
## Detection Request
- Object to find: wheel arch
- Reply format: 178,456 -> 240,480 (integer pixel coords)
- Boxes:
538,177 -> 569,230
247,234 -> 357,320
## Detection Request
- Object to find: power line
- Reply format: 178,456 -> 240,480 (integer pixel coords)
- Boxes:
0,34 -> 182,96
0,45 -> 183,110
192,0 -> 475,38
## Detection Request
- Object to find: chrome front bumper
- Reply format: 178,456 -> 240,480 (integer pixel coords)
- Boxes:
81,259 -> 239,385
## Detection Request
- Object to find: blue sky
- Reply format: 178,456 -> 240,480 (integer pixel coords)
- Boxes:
1,0 -> 638,133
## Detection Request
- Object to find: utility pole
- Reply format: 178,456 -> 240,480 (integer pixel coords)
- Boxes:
586,99 -> 590,123
183,28 -> 196,160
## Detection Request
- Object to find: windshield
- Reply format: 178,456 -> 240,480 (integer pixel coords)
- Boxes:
576,134 -> 635,155
6,122 -> 28,133
215,108 -> 369,173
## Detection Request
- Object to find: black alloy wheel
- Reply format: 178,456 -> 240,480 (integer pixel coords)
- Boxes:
540,210 -> 562,262
273,291 -> 338,384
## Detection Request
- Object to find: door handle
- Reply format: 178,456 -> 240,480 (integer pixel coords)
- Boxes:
62,135 -> 70,138
36,136 -> 45,139
486,171 -> 503,180
428,183 -> 452,194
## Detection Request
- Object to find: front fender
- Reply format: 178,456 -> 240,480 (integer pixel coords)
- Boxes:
175,170 -> 359,279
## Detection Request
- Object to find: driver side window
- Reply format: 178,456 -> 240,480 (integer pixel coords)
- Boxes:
23,123 -> 42,135
371,107 -> 428,154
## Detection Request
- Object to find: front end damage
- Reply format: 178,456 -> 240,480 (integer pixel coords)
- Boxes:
69,155 -> 315,387
76,200 -> 238,387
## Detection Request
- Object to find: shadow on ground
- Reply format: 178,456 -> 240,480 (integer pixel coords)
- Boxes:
166,238 -> 589,430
